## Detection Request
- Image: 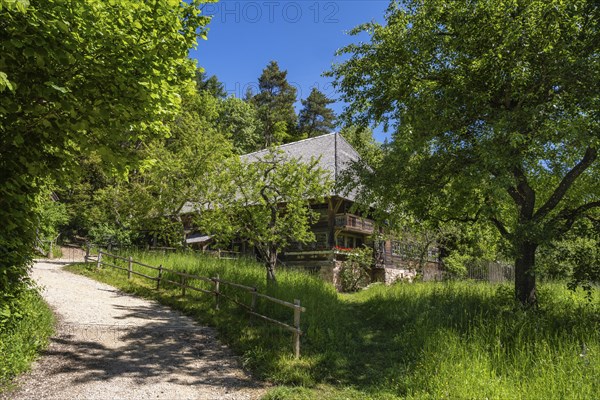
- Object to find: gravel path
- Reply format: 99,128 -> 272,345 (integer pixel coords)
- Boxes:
5,260 -> 266,400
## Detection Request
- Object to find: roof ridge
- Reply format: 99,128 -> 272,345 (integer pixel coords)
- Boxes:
241,132 -> 337,157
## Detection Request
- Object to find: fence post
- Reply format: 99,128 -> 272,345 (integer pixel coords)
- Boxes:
128,256 -> 133,280
181,275 -> 186,297
214,274 -> 220,310
293,299 -> 301,358
250,287 -> 258,311
96,252 -> 102,270
85,243 -> 90,263
47,241 -> 53,259
156,264 -> 163,290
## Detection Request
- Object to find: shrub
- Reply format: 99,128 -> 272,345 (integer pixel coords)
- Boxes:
0,286 -> 54,390
338,246 -> 373,292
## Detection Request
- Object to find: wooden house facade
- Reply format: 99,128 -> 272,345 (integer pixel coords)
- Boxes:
183,133 -> 442,288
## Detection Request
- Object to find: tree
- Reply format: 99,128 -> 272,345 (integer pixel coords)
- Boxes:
136,91 -> 232,245
298,88 -> 336,138
340,126 -> 383,167
251,61 -> 298,147
74,91 -> 232,248
330,0 -> 600,305
537,215 -> 600,294
195,70 -> 227,99
202,149 -> 332,283
0,0 -> 212,292
217,96 -> 261,154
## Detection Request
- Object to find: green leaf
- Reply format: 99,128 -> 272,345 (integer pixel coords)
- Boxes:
45,82 -> 69,94
0,71 -> 14,92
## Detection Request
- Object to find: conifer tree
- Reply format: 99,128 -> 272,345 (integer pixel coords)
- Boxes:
195,70 -> 227,99
298,88 -> 336,138
251,61 -> 298,147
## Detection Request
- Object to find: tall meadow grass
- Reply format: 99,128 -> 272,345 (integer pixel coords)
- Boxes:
68,251 -> 599,399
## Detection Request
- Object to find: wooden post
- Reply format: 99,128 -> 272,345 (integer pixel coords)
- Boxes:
85,243 -> 90,263
214,274 -> 220,310
293,299 -> 301,358
181,275 -> 186,297
47,241 -> 53,259
127,256 -> 133,280
250,287 -> 258,311
96,252 -> 102,270
156,264 -> 163,290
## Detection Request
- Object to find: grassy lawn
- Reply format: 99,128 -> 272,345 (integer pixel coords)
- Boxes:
67,252 -> 599,399
0,286 -> 54,393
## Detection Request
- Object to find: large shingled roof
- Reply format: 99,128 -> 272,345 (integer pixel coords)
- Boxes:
180,133 -> 361,214
240,132 -> 361,200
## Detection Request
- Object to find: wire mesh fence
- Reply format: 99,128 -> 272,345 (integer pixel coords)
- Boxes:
466,261 -> 515,283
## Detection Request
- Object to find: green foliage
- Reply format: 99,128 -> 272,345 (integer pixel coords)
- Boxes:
200,149 -> 332,281
57,90 -> 232,248
442,252 -> 469,279
217,96 -> 261,154
298,88 -> 337,139
0,0 -> 212,291
339,126 -> 383,167
69,253 -> 600,399
339,246 -> 373,292
195,69 -> 227,99
538,217 -> 600,294
0,287 -> 54,390
251,61 -> 298,147
35,191 -> 68,242
330,0 -> 600,304
88,223 -> 136,248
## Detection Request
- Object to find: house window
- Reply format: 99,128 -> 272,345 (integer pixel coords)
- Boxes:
392,241 -> 414,259
336,234 -> 364,249
427,246 -> 439,261
313,232 -> 328,250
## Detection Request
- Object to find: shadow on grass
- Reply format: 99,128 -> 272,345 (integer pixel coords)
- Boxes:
303,282 -> 599,394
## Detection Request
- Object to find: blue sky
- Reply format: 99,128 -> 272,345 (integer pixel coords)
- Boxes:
188,0 -> 391,142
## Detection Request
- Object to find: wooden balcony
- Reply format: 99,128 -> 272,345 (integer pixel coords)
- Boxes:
334,213 -> 375,235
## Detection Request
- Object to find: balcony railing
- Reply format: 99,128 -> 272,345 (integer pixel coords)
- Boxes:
334,213 -> 375,234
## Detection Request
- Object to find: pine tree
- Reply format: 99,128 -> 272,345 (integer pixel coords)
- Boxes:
195,70 -> 227,99
251,61 -> 298,147
298,88 -> 336,138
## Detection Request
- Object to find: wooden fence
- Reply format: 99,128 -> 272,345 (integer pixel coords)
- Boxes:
89,250 -> 305,358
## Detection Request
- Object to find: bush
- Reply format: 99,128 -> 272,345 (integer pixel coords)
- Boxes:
338,246 -> 373,292
0,286 -> 54,390
442,252 -> 469,278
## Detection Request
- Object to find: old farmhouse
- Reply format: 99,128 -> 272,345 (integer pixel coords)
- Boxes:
184,133 -> 441,288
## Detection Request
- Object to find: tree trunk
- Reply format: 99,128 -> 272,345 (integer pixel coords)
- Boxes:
514,240 -> 538,306
266,247 -> 277,284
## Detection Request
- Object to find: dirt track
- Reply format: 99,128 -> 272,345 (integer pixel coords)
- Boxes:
5,260 -> 265,400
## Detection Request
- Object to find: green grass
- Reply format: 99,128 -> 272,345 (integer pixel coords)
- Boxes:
0,286 -> 54,392
67,251 -> 599,399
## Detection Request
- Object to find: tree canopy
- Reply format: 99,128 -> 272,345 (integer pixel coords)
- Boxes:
0,0 -> 212,291
330,0 -> 600,304
200,150 -> 332,282
251,61 -> 298,147
298,88 -> 337,138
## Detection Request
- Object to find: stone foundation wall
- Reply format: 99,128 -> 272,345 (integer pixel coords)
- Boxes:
384,267 -> 416,284
317,262 -> 343,292
290,261 -> 422,291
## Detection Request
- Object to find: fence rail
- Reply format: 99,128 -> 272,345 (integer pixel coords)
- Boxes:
91,249 -> 305,358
